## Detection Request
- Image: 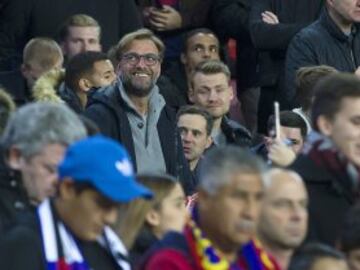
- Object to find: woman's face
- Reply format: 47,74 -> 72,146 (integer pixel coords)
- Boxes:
150,183 -> 187,238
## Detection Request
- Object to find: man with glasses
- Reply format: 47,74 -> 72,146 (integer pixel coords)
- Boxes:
85,29 -> 194,195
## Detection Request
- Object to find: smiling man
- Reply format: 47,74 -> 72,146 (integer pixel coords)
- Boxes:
291,73 -> 360,246
85,29 -> 194,195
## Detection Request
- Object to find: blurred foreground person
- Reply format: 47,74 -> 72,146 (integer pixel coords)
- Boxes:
257,168 -> 308,269
141,146 -> 280,270
0,135 -> 152,270
0,102 -> 86,233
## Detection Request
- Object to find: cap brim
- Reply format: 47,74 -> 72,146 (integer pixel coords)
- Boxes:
94,178 -> 153,203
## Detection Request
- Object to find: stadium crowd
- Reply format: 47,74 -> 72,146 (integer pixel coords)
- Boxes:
0,0 -> 360,269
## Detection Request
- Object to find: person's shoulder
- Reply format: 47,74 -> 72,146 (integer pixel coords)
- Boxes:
144,249 -> 193,270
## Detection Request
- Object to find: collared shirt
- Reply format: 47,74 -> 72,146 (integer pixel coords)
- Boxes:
118,82 -> 167,173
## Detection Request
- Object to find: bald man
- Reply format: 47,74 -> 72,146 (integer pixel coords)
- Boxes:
257,168 -> 309,270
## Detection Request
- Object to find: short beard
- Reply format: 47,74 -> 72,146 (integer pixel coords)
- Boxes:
120,73 -> 157,98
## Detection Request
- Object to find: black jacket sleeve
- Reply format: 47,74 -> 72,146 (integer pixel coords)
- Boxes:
0,226 -> 45,270
211,0 -> 250,42
249,0 -> 307,50
0,0 -> 33,63
283,33 -> 318,105
84,104 -> 119,140
118,0 -> 143,37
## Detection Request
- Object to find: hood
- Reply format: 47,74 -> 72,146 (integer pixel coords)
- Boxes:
32,69 -> 65,103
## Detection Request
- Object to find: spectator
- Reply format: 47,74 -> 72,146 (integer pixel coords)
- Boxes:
257,168 -> 308,270
0,102 -> 87,233
141,146 -> 279,269
137,0 -> 212,69
189,60 -> 252,147
249,0 -> 323,133
33,51 -> 116,113
289,243 -> 348,270
211,0 -> 259,133
0,0 -> 141,71
117,173 -> 187,265
0,38 -> 63,106
109,32 -> 187,111
291,73 -> 360,245
167,28 -> 220,103
85,29 -> 194,194
58,14 -> 102,62
284,0 -> 360,105
293,65 -> 338,133
253,111 -> 308,166
0,135 -> 153,270
339,203 -> 360,270
177,105 -> 213,184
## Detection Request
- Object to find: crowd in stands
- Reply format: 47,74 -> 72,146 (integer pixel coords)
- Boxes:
0,0 -> 360,269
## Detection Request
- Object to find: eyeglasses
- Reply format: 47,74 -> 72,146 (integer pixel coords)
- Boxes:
121,53 -> 161,66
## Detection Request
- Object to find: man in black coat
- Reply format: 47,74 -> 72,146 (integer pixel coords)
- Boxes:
0,0 -> 141,71
85,29 -> 194,195
290,73 -> 360,246
249,0 -> 323,133
284,0 -> 360,106
0,103 -> 87,234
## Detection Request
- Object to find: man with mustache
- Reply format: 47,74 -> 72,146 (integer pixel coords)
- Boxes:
85,28 -> 194,195
257,168 -> 309,270
142,146 -> 280,270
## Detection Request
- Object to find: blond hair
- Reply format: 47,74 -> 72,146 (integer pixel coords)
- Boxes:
23,38 -> 63,69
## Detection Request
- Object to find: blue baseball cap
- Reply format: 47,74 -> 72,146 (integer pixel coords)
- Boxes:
58,135 -> 153,202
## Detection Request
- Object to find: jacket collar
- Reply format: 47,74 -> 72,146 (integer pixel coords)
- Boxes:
320,8 -> 358,42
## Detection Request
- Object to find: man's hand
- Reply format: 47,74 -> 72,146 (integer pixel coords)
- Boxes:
268,139 -> 296,167
149,5 -> 182,31
261,11 -> 279,24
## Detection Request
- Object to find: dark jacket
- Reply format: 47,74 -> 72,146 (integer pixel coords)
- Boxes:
157,75 -> 187,112
137,0 -> 211,30
290,154 -> 358,246
221,117 -> 253,147
84,84 -> 195,194
0,204 -> 123,270
0,69 -> 31,106
249,0 -> 323,89
210,0 -> 257,91
284,9 -> 360,105
0,0 -> 141,71
0,153 -> 34,234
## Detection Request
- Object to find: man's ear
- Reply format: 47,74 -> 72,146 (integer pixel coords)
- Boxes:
145,208 -> 161,227
78,78 -> 92,92
58,178 -> 76,200
7,147 -> 23,170
20,63 -> 30,78
228,83 -> 234,101
188,87 -> 195,103
316,115 -> 333,137
180,53 -> 187,65
205,136 -> 213,149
